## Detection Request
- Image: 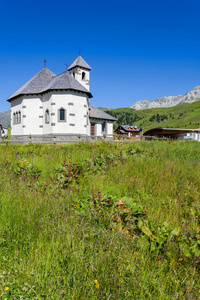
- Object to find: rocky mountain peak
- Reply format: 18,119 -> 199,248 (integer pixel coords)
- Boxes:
131,86 -> 200,110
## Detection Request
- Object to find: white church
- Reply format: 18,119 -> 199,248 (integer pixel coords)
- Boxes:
7,55 -> 116,143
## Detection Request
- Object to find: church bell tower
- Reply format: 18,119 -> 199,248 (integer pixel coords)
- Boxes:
68,55 -> 92,91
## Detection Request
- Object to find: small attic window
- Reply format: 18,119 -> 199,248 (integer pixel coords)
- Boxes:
73,72 -> 75,78
82,72 -> 86,80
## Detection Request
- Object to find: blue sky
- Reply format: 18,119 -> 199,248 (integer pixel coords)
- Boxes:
1,0 -> 200,112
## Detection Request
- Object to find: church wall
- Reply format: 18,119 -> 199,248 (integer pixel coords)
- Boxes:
42,92 -> 53,135
50,91 -> 90,135
22,96 -> 43,135
11,97 -> 23,135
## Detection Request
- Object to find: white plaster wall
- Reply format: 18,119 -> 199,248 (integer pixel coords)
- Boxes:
194,133 -> 200,141
42,92 -> 52,134
95,123 -> 102,136
11,97 -> 23,135
106,123 -> 113,136
70,67 -> 90,91
50,91 -> 90,135
22,96 -> 43,135
10,92 -> 91,136
89,120 -> 114,137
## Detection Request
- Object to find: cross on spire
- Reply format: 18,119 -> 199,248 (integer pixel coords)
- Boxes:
65,63 -> 68,71
44,59 -> 47,68
79,48 -> 81,56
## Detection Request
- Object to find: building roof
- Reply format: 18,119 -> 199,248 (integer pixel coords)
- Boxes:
7,68 -> 56,101
144,128 -> 200,136
42,71 -> 92,98
7,67 -> 92,102
89,105 -> 117,121
68,56 -> 92,71
118,125 -> 140,132
119,129 -> 126,134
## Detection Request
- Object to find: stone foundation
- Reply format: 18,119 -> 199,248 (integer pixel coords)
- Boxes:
10,134 -> 113,144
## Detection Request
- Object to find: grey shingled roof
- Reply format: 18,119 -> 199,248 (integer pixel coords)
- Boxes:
7,67 -> 92,102
68,56 -> 92,71
43,71 -> 92,98
89,105 -> 117,121
8,68 -> 56,101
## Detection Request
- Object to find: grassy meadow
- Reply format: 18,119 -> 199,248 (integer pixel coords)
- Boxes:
0,141 -> 200,299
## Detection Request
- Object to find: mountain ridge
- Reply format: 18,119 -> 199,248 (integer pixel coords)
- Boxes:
0,110 -> 11,128
131,86 -> 200,110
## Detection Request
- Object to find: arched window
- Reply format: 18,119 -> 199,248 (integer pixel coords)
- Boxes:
13,113 -> 15,125
73,72 -> 75,78
16,112 -> 18,124
82,72 -> 86,80
45,109 -> 50,124
18,111 -> 21,124
58,108 -> 66,122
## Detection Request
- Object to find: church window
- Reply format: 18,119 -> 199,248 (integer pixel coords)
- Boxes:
18,111 -> 21,124
58,108 -> 66,122
102,122 -> 106,133
13,113 -> 15,125
73,72 -> 75,78
16,112 -> 19,124
82,72 -> 86,80
45,109 -> 50,124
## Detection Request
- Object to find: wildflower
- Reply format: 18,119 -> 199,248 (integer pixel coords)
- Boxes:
94,279 -> 99,289
5,287 -> 9,291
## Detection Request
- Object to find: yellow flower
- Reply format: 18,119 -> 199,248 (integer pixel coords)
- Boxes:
94,279 -> 99,289
5,287 -> 9,291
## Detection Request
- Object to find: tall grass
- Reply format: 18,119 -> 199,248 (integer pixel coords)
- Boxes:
0,141 -> 200,299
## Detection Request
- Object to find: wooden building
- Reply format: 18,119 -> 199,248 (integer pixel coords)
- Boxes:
143,127 -> 200,141
115,125 -> 142,137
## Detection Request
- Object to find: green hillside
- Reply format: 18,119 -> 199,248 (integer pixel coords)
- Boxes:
104,100 -> 200,132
